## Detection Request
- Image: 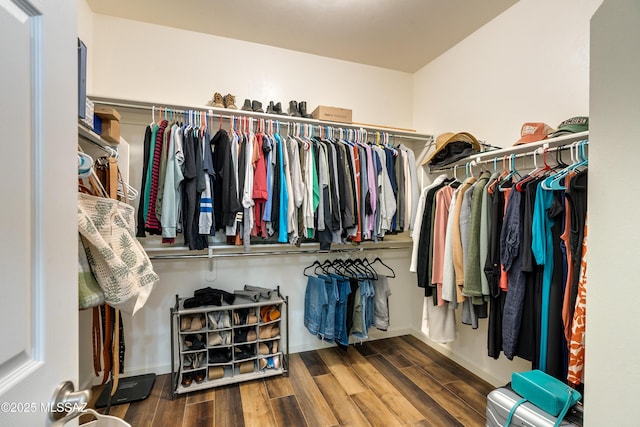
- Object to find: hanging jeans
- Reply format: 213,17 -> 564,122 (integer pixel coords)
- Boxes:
317,274 -> 338,341
304,276 -> 328,336
333,275 -> 352,347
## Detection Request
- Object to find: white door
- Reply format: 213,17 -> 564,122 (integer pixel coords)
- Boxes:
0,0 -> 81,426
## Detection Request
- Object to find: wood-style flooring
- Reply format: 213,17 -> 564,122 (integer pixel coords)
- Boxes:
80,335 -> 494,427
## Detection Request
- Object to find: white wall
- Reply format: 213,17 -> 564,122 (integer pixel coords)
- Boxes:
411,0 -> 602,387
91,15 -> 414,131
413,0 -> 599,148
588,1 -> 640,425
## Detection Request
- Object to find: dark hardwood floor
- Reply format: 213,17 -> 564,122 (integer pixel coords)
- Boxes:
81,335 -> 494,427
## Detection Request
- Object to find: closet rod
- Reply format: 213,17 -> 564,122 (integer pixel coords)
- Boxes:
429,135 -> 589,173
468,140 -> 589,168
147,245 -> 409,260
89,96 -> 434,143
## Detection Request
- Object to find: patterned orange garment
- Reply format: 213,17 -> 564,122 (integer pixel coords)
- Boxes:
567,216 -> 587,387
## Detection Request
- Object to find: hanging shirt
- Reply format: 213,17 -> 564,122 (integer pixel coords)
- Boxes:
531,182 -> 556,372
161,124 -> 184,240
275,134 -> 289,243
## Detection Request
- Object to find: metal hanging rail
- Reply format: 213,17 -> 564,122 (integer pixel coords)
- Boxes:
89,95 -> 434,143
428,131 -> 589,173
146,243 -> 411,260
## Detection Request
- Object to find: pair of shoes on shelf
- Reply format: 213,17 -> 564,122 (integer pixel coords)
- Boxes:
240,99 -> 264,113
234,344 -> 255,360
183,334 -> 206,351
265,101 -> 286,115
207,92 -> 224,108
260,305 -> 281,323
181,370 -> 206,387
184,352 -> 205,369
245,285 -> 273,299
258,340 -> 279,355
180,314 -> 205,332
258,323 -> 280,339
208,311 -> 231,329
208,348 -> 232,363
223,94 -> 237,109
195,287 -> 236,305
235,327 -> 257,343
259,355 -> 281,370
288,101 -> 312,118
234,308 -> 258,325
207,92 -> 238,109
207,330 -> 231,346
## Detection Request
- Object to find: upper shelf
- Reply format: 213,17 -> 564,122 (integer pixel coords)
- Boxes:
78,122 -> 118,151
88,95 -> 434,143
428,130 -> 589,172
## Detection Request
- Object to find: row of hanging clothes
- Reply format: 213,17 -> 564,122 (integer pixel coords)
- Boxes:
410,140 -> 588,391
136,107 -> 421,251
302,256 -> 396,348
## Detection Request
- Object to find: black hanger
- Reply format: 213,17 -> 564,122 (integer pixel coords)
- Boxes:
370,257 -> 395,278
303,260 -> 323,277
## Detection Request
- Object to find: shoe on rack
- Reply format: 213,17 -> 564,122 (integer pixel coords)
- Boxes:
252,100 -> 264,113
208,92 -> 224,108
180,315 -> 191,332
223,94 -> 237,109
298,101 -> 312,118
258,342 -> 270,355
188,315 -> 204,331
241,99 -> 252,111
260,305 -> 281,322
235,327 -> 257,343
181,373 -> 193,387
239,361 -> 254,374
234,344 -> 255,360
208,366 -> 224,380
220,330 -> 232,345
208,348 -> 232,363
194,370 -> 206,384
288,101 -> 301,117
183,354 -> 194,369
184,334 -> 206,351
207,311 -> 218,329
208,332 -> 222,346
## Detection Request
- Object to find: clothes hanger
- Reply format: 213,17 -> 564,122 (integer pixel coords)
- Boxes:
78,151 -> 93,178
498,154 -> 521,192
370,256 -> 396,278
543,140 -> 588,190
303,260 -> 324,277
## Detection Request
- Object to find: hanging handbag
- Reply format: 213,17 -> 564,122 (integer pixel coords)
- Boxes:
78,234 -> 105,310
78,191 -> 158,315
505,369 -> 582,427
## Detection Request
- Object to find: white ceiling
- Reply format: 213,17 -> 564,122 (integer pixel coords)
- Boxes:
86,0 -> 518,73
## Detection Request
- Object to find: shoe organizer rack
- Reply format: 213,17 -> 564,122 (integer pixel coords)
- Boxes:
170,287 -> 288,398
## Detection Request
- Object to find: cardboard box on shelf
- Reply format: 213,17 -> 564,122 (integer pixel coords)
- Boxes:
311,106 -> 352,123
93,105 -> 120,144
94,105 -> 121,121
101,119 -> 120,144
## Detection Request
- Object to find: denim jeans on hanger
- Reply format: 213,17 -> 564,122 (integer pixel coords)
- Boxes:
333,275 -> 351,347
317,274 -> 338,341
304,275 -> 328,336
